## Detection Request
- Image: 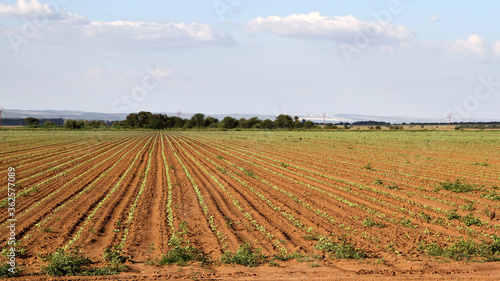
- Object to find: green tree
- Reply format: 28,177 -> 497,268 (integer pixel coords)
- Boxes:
88,120 -> 106,127
25,117 -> 39,126
137,111 -> 152,127
64,119 -> 84,129
202,116 -> 219,128
304,120 -> 315,129
259,119 -> 275,129
247,117 -> 261,128
274,114 -> 293,129
125,113 -> 139,127
191,113 -> 205,128
173,117 -> 185,128
219,116 -> 238,129
44,121 -> 55,126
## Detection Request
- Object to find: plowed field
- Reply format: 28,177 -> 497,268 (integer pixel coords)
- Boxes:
1,130 -> 500,280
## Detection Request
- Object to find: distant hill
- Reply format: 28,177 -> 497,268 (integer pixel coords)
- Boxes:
1,109 -> 497,124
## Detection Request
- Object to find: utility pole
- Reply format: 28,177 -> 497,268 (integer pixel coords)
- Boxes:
448,113 -> 452,130
322,111 -> 326,126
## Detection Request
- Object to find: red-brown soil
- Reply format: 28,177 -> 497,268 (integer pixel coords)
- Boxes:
1,130 -> 499,280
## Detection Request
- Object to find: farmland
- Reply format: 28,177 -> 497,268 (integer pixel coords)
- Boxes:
1,129 -> 500,279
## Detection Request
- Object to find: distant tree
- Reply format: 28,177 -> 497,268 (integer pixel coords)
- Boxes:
202,116 -> 219,128
183,119 -> 195,129
274,114 -> 293,129
25,117 -> 39,126
112,121 -> 126,127
125,113 -> 139,127
148,114 -> 166,129
247,117 -> 261,128
294,120 -> 304,128
44,121 -> 55,126
259,119 -> 275,129
88,120 -> 106,127
173,117 -> 185,128
304,120 -> 315,129
191,113 -> 205,128
64,119 -> 84,129
137,111 -> 152,127
219,116 -> 238,129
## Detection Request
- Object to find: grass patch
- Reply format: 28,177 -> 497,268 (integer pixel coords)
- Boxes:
0,262 -> 22,278
362,217 -> 386,228
302,233 -> 322,241
460,202 -> 476,211
437,179 -> 477,193
447,209 -> 461,220
1,243 -> 28,259
386,184 -> 398,190
481,192 -> 500,201
221,243 -> 265,267
419,212 -> 433,223
418,235 -> 500,261
103,246 -> 129,266
461,213 -> 483,226
42,248 -> 125,277
242,169 -> 256,178
272,248 -> 302,261
159,244 -> 205,266
315,237 -> 367,259
41,248 -> 91,276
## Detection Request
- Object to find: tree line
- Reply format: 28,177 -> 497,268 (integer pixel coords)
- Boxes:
112,112 -> 317,129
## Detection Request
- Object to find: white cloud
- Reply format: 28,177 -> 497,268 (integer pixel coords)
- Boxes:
421,35 -> 500,63
430,15 -> 441,22
1,0 -> 234,49
247,12 -> 415,44
492,40 -> 500,60
0,0 -> 89,24
77,21 -> 235,49
446,34 -> 486,60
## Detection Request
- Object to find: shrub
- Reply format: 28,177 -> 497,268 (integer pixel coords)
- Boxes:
447,209 -> 461,220
221,243 -> 265,267
419,212 -> 432,223
461,213 -> 482,226
103,246 -> 128,265
159,245 -> 204,266
437,180 -> 476,193
0,262 -> 22,278
42,249 -> 91,276
362,217 -> 385,228
315,237 -> 367,259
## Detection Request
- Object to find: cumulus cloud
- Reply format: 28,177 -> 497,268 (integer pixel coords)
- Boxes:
422,34 -> 500,62
1,0 -> 235,50
247,12 -> 415,44
0,0 -> 88,24
446,34 -> 486,60
77,21 -> 235,49
492,40 -> 500,60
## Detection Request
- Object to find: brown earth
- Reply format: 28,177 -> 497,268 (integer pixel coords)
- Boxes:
0,130 -> 499,280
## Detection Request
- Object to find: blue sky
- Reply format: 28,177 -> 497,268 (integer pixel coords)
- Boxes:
1,0 -> 499,120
